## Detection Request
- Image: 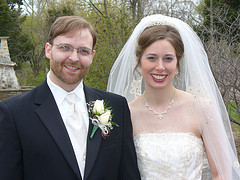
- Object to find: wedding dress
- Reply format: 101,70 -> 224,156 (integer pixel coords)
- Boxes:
134,132 -> 204,180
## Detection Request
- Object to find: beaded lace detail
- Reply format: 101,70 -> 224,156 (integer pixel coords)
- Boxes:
134,132 -> 204,180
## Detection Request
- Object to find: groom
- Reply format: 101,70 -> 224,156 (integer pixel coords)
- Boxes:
0,16 -> 140,180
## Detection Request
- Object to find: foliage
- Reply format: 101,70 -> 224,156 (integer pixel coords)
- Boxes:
195,3 -> 240,125
0,0 -> 33,70
45,1 -> 75,33
16,62 -> 47,86
199,0 -> 240,42
0,0 -> 23,35
0,0 -> 11,35
8,29 -> 34,69
202,0 -> 239,18
227,103 -> 240,125
17,0 -> 76,77
83,1 -> 139,90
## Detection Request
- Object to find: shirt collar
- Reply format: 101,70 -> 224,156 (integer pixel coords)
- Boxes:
47,72 -> 85,105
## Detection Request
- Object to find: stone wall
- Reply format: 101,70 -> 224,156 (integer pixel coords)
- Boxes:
0,86 -> 34,101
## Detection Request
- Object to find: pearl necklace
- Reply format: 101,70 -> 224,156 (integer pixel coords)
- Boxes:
144,89 -> 176,120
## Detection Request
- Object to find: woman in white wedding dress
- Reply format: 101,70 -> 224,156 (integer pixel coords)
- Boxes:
107,14 -> 240,179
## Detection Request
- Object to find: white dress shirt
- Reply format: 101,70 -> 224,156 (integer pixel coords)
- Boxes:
46,72 -> 89,176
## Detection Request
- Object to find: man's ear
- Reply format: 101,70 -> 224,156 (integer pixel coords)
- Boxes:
90,50 -> 96,64
89,50 -> 96,65
45,43 -> 52,59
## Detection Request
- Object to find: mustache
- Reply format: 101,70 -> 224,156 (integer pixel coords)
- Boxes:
64,60 -> 92,67
63,62 -> 86,68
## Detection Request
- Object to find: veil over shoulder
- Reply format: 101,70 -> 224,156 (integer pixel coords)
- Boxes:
107,14 -> 240,179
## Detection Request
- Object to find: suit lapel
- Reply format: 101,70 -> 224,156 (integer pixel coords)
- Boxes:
35,81 -> 81,179
83,85 -> 102,180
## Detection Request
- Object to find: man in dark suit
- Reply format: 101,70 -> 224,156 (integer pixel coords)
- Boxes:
0,16 -> 140,180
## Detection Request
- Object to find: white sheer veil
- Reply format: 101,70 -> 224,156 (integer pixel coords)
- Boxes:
107,14 -> 240,179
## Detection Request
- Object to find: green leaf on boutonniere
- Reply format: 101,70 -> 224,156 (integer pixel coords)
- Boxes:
90,125 -> 99,139
111,121 -> 119,127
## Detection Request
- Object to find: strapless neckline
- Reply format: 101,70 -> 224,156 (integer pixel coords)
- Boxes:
134,131 -> 204,180
134,131 -> 202,144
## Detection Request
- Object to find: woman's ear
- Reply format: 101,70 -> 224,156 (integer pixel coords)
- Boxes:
137,57 -> 141,68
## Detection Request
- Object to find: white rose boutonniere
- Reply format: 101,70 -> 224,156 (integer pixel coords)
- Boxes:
92,100 -> 105,114
99,109 -> 111,124
88,100 -> 119,139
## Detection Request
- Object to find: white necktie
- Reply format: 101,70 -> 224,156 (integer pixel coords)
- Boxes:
65,93 -> 87,178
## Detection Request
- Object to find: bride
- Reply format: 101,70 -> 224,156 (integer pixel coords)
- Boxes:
107,14 -> 240,179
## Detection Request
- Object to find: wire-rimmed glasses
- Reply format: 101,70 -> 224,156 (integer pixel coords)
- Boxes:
53,44 -> 93,57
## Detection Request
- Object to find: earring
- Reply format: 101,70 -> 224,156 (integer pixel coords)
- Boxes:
175,70 -> 179,75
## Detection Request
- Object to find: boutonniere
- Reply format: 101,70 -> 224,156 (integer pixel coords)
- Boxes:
88,100 -> 119,139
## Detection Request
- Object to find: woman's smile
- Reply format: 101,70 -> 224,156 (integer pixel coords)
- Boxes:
151,74 -> 168,82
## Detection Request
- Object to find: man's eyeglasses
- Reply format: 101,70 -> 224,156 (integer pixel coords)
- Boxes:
53,44 -> 93,56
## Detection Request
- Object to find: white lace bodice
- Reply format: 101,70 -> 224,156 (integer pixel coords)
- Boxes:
134,132 -> 204,180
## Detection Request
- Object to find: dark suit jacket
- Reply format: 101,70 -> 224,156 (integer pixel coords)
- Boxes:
0,81 -> 140,180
